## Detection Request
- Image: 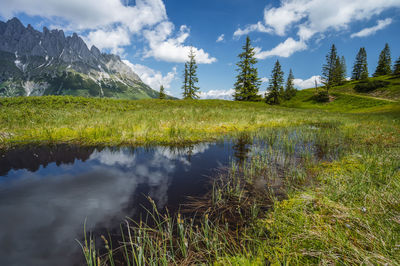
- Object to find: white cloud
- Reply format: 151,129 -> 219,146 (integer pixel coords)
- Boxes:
293,75 -> 322,90
216,34 -> 225,42
0,0 -> 167,32
1,0 -> 215,63
143,23 -> 216,64
255,38 -> 307,59
199,89 -> 235,100
261,77 -> 269,83
234,22 -> 272,38
234,0 -> 400,58
84,26 -> 131,55
351,18 -> 393,38
122,60 -> 177,91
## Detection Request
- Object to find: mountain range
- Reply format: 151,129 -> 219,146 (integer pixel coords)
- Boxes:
0,17 -> 159,99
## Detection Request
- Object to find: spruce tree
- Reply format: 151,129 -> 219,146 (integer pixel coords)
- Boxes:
374,43 -> 392,76
340,56 -> 347,82
159,85 -> 166,99
233,36 -> 261,101
283,69 -> 296,100
321,44 -> 338,90
265,60 -> 284,105
182,63 -> 189,99
186,47 -> 200,99
352,47 -> 368,80
393,56 -> 400,76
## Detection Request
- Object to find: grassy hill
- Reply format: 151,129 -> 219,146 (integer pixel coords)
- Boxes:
282,75 -> 400,113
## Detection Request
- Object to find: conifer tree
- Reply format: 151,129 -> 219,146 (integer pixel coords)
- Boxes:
283,69 -> 296,100
352,47 -> 368,80
159,85 -> 166,99
393,56 -> 400,76
321,44 -> 338,90
233,36 -> 261,101
186,47 -> 200,99
265,60 -> 284,105
374,43 -> 392,76
340,56 -> 347,82
182,63 -> 189,98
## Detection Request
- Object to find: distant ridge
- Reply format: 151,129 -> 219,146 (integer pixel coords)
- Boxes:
0,17 -> 159,99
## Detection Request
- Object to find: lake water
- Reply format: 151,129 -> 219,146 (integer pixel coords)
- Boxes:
0,141 -> 250,266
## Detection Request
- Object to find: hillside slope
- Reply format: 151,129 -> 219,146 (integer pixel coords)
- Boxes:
0,18 -> 159,99
282,75 -> 400,113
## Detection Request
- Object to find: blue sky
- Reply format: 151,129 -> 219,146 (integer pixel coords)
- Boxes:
1,0 -> 400,98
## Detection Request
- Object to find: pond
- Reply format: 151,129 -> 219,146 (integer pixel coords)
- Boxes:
0,141 -> 251,266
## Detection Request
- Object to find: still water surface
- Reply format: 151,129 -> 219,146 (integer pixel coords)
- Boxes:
0,141 -> 249,266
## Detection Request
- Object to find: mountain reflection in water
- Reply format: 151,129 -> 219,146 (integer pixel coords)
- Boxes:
0,142 -> 242,266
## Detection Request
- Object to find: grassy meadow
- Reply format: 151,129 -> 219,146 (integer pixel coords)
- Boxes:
1,76 -> 400,265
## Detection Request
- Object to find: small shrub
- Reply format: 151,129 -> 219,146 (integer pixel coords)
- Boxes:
354,79 -> 389,93
313,90 -> 329,102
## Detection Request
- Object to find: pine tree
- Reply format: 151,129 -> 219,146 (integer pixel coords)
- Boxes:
374,43 -> 392,76
185,47 -> 200,99
283,69 -> 296,100
233,36 -> 261,101
265,60 -> 284,105
340,56 -> 347,82
352,47 -> 368,80
392,56 -> 400,76
159,85 -> 166,99
182,63 -> 189,98
321,44 -> 338,90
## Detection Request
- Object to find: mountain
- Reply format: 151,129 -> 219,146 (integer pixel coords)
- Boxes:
0,18 -> 159,99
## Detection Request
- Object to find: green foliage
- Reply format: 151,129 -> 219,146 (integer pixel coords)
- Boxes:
322,44 -> 346,90
352,47 -> 369,80
393,56 -> 400,76
374,43 -> 392,77
283,69 -> 297,100
354,79 -> 390,93
313,90 -> 330,102
321,44 -> 338,90
182,48 -> 200,99
265,60 -> 284,105
234,36 -> 261,101
159,85 -> 166,99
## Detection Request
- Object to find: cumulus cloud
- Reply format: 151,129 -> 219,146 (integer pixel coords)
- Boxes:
234,22 -> 272,38
351,18 -> 393,38
0,0 -> 167,32
199,89 -> 235,100
84,26 -> 131,55
293,75 -> 322,89
255,38 -> 307,59
143,23 -> 216,64
122,60 -> 177,91
234,0 -> 400,58
0,0 -> 215,62
216,34 -> 225,42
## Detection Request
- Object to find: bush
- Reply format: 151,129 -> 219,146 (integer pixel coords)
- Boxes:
354,79 -> 389,93
313,90 -> 330,102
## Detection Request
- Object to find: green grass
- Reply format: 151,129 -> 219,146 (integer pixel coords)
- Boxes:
1,84 -> 399,265
282,75 -> 400,113
1,92 -> 399,149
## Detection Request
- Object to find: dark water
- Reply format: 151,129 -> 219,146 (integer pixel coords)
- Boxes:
0,141 -> 250,266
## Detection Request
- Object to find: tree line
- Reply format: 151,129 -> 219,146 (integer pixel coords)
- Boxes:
159,36 -> 400,101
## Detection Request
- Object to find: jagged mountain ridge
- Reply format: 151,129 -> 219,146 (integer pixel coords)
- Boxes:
0,17 -> 159,99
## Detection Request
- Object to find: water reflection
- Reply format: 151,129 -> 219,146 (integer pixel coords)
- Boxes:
0,143 -> 232,266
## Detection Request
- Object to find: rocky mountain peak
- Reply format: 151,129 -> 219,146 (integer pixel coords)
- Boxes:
0,17 -> 157,99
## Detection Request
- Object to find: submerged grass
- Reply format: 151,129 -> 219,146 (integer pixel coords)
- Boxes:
80,117 -> 400,265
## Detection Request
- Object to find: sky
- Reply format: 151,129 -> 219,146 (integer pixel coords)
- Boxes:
1,0 -> 400,99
